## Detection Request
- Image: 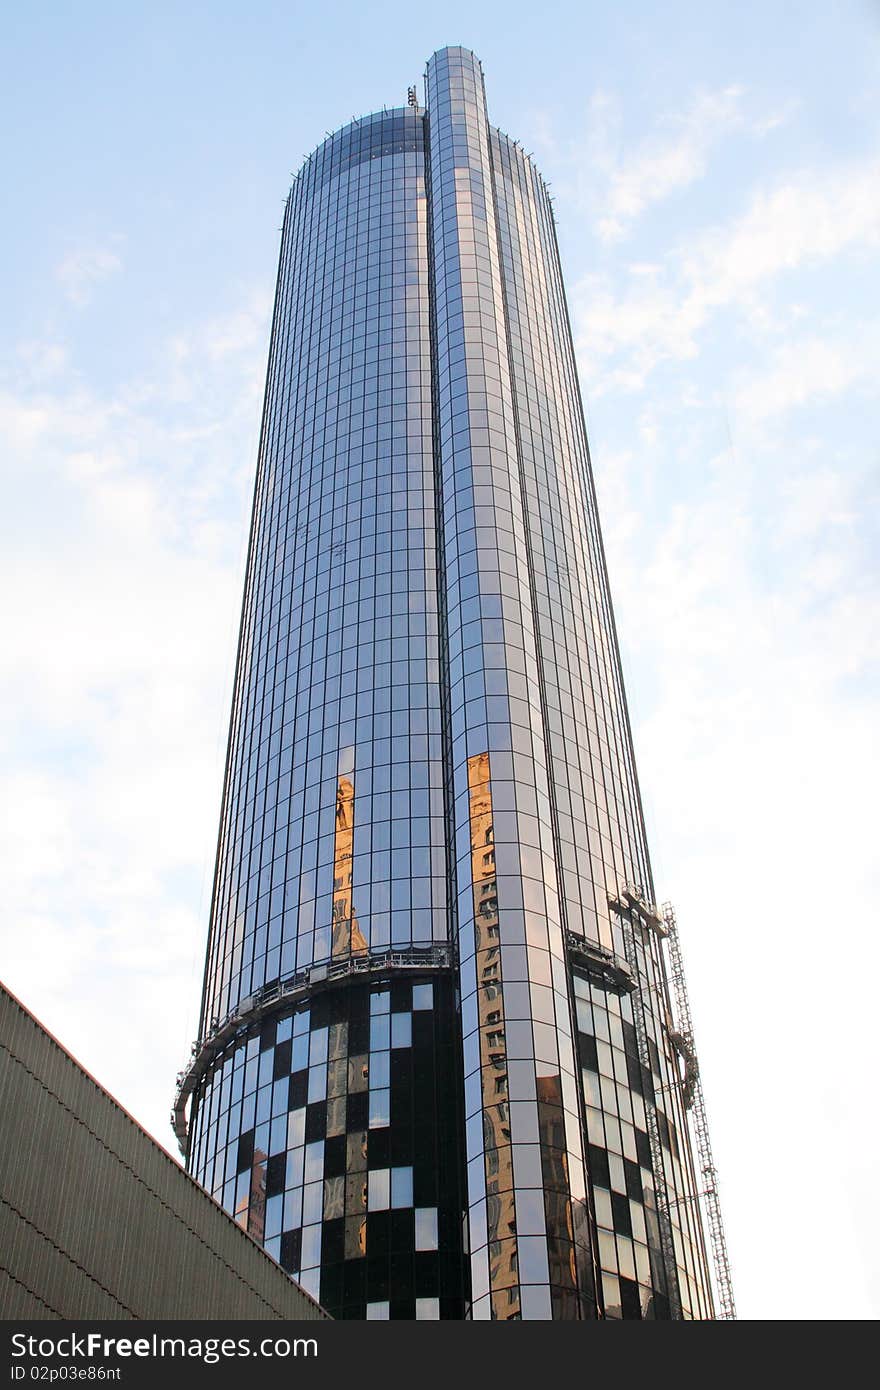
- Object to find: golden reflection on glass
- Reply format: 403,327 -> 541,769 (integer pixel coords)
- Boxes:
238,1147 -> 266,1243
344,1127 -> 369,1259
324,1174 -> 345,1220
327,1020 -> 348,1136
348,1053 -> 368,1093
536,1073 -> 579,1307
468,751 -> 521,1319
332,776 -> 367,958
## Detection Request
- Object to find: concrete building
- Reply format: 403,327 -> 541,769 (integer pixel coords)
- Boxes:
0,982 -> 326,1320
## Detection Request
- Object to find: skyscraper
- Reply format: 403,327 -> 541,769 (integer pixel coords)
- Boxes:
176,46 -> 724,1321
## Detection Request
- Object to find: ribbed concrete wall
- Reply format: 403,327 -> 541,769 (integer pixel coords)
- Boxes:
0,983 -> 328,1320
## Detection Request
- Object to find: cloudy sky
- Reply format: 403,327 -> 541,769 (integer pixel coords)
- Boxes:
2,1 -> 877,1320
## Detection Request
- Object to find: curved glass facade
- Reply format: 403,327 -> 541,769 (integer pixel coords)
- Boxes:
183,46 -> 716,1321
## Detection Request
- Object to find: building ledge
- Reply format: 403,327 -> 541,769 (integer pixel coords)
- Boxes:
172,944 -> 455,1154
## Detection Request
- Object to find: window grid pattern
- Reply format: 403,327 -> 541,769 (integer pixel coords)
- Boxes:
189,977 -> 467,1318
426,47 -> 597,1321
489,131 -> 714,1318
190,44 -> 718,1323
201,109 -> 447,1031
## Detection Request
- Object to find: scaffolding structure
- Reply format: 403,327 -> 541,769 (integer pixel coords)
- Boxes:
662,901 -> 737,1320
609,885 -> 683,1320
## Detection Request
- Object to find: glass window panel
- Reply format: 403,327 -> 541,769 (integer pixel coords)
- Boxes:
307,1066 -> 327,1103
301,1226 -> 321,1271
303,1180 -> 323,1225
412,982 -> 433,1011
369,1087 -> 390,1128
415,1206 -> 438,1251
517,1236 -> 550,1286
391,1012 -> 412,1048
304,1141 -> 324,1183
391,1166 -> 413,1208
368,1168 -> 390,1211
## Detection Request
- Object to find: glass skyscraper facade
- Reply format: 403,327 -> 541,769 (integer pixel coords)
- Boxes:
177,46 -> 717,1321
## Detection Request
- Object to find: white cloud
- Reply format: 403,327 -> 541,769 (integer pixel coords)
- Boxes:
574,158 -> 880,391
17,340 -> 69,380
55,245 -> 124,306
775,465 -> 860,544
534,84 -> 795,245
597,86 -> 745,242
683,161 -> 880,308
751,99 -> 800,137
733,329 -> 879,423
562,85 -> 880,1313
596,427 -> 880,1316
0,291 -> 271,1152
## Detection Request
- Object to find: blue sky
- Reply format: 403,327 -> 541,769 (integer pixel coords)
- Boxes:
2,1 -> 878,1319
